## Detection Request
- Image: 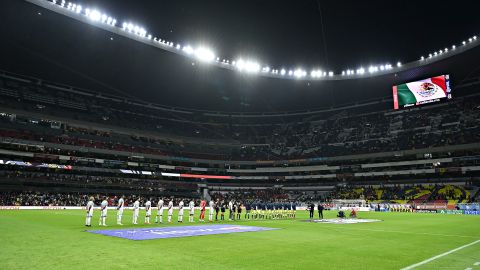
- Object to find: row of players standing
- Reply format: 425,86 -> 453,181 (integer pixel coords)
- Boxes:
86,196 -> 296,226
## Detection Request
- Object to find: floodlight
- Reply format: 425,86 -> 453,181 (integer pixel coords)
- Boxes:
88,10 -> 101,21
183,46 -> 194,54
195,47 -> 215,62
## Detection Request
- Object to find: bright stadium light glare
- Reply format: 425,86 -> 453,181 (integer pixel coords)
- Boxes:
293,69 -> 304,78
397,62 -> 402,67
328,71 -> 333,77
474,36 -> 478,40
235,59 -> 260,73
288,70 -> 293,76
236,59 -> 245,71
452,45 -> 456,50
75,5 -> 82,13
183,45 -> 194,54
420,56 -> 424,60
463,41 -> 466,45
245,61 -> 260,73
88,9 -> 101,21
280,69 -> 286,75
469,38 -> 473,42
195,47 -> 215,62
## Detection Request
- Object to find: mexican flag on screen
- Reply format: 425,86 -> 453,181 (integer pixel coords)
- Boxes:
393,75 -> 447,109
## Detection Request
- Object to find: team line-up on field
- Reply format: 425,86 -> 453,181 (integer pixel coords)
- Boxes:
85,196 -> 297,227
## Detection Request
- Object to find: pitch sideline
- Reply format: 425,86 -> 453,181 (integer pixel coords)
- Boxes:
400,239 -> 480,270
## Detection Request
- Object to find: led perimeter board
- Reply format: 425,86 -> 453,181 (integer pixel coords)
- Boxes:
392,75 -> 452,109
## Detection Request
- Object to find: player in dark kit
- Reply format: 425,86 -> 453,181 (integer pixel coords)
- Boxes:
215,200 -> 220,221
245,203 -> 251,219
220,203 -> 226,220
318,204 -> 324,219
237,203 -> 242,220
309,203 -> 315,219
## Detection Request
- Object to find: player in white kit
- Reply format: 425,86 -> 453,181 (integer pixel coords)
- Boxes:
99,197 -> 108,226
167,199 -> 174,223
116,196 -> 124,225
188,200 -> 195,222
178,200 -> 184,223
145,199 -> 152,224
85,197 -> 94,227
155,198 -> 164,223
208,200 -> 215,222
132,199 -> 140,224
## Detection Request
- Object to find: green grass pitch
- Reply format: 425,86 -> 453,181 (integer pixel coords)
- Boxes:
0,210 -> 479,270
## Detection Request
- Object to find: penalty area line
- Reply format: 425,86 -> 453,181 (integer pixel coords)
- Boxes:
400,239 -> 480,270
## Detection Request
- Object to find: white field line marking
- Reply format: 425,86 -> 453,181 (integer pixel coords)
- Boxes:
400,239 -> 480,270
474,262 -> 480,266
465,268 -> 472,270
333,227 -> 478,239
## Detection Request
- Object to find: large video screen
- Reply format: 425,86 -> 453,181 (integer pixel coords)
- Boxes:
393,75 -> 452,109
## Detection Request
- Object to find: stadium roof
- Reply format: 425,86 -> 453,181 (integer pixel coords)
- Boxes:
1,0 -> 480,112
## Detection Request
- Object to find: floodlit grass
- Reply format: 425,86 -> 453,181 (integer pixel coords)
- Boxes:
0,210 -> 479,270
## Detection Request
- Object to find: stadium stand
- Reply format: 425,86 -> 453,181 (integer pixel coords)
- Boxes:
0,71 -> 480,206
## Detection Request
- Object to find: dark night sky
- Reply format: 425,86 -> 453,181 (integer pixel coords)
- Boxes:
1,0 -> 479,112
65,0 -> 480,70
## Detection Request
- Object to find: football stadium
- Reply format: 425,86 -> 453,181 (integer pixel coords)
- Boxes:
1,1 -> 480,269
